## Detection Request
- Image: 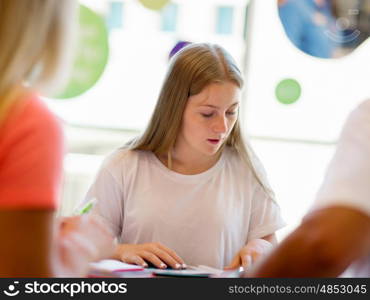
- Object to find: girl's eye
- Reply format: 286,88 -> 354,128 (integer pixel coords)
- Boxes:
226,111 -> 237,116
201,113 -> 214,118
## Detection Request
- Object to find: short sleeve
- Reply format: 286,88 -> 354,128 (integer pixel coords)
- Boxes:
0,97 -> 64,210
247,183 -> 286,241
244,143 -> 286,241
83,166 -> 124,238
314,100 -> 370,217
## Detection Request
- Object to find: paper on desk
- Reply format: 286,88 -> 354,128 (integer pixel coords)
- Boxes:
189,265 -> 224,275
188,265 -> 241,277
89,259 -> 144,272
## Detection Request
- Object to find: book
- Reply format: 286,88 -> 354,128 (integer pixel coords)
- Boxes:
89,259 -> 144,272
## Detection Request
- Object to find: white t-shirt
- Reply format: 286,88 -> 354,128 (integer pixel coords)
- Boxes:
314,99 -> 370,277
85,146 -> 285,269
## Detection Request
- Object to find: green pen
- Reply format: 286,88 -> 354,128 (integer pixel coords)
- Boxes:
74,198 -> 97,215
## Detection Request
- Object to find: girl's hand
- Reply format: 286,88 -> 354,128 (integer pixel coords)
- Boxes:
114,242 -> 186,269
224,238 -> 273,270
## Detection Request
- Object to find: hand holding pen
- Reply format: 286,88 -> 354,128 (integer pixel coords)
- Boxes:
57,198 -> 115,275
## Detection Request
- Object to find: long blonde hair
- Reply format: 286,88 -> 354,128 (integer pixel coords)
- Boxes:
0,0 -> 77,125
131,43 -> 274,197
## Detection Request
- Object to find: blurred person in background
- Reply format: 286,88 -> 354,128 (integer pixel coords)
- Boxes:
248,100 -> 370,277
278,0 -> 342,58
0,0 -> 114,277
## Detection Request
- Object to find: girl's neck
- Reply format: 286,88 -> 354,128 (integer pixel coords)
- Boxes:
157,146 -> 222,175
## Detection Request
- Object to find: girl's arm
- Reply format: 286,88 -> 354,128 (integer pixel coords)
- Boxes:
261,233 -> 277,244
224,233 -> 277,270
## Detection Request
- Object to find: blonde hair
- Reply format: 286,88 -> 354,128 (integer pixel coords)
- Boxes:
131,43 -> 274,197
0,0 -> 77,124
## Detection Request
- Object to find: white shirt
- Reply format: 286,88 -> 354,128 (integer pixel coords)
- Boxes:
314,99 -> 370,277
85,147 -> 285,269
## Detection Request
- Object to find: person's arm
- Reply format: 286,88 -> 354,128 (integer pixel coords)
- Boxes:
0,210 -> 114,277
56,214 -> 115,277
248,206 -> 370,277
0,210 -> 55,277
262,233 -> 277,244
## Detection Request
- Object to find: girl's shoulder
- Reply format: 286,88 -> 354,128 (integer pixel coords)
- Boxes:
2,93 -> 61,138
223,146 -> 269,187
223,146 -> 248,169
0,93 -> 63,162
100,147 -> 150,173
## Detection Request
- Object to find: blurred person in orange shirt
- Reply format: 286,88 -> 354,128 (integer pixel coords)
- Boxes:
0,0 -> 114,277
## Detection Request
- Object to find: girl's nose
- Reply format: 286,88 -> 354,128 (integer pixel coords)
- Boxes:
213,115 -> 228,134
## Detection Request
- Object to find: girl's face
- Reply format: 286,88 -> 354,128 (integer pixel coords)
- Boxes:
176,82 -> 241,158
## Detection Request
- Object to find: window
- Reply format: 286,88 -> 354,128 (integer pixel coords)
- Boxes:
161,3 -> 178,32
107,1 -> 123,30
216,6 -> 234,35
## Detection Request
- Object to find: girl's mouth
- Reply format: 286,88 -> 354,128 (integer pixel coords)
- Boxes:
207,139 -> 220,145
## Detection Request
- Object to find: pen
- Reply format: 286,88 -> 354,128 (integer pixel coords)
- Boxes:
74,198 -> 97,215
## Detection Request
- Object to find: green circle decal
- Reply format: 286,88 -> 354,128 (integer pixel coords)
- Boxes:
275,79 -> 302,105
55,5 -> 109,99
138,0 -> 170,11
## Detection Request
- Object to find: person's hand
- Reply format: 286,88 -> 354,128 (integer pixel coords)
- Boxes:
114,242 -> 186,269
224,239 -> 273,270
56,215 -> 115,276
59,214 -> 115,261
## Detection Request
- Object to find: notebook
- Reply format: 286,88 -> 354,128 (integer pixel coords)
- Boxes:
89,259 -> 144,272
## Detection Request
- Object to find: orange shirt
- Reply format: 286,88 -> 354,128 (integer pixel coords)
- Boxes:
0,94 -> 64,210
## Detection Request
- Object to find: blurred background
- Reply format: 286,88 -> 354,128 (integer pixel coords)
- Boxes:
45,0 -> 370,239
